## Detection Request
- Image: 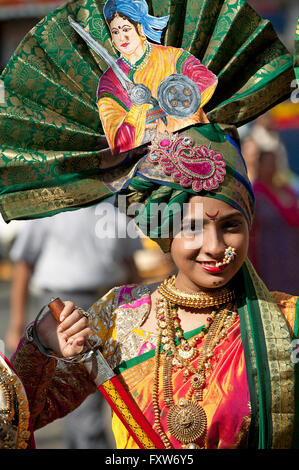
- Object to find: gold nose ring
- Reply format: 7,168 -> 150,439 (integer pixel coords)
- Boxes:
215,246 -> 236,268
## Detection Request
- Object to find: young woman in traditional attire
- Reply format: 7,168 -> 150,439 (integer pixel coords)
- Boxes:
0,0 -> 298,450
11,123 -> 299,449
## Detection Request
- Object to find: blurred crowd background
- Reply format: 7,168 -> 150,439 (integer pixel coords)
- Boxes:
0,0 -> 299,449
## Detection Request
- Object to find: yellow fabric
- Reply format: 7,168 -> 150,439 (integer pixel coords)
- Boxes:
125,104 -> 151,148
271,291 -> 298,336
101,379 -> 157,449
112,317 -> 250,449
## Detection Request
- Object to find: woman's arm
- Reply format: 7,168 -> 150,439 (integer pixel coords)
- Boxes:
180,54 -> 218,108
11,302 -> 97,430
97,68 -> 151,153
12,339 -> 96,430
98,97 -> 150,153
271,291 -> 299,338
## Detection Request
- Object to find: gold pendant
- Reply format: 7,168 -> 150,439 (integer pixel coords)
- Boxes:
177,343 -> 197,361
167,398 -> 207,444
190,371 -> 205,391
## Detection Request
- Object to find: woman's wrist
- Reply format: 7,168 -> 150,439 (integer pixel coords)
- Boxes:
35,315 -> 52,349
25,322 -> 56,357
25,303 -> 96,364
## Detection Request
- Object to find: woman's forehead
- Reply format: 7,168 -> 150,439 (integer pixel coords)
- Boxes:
185,196 -> 243,219
109,15 -> 133,29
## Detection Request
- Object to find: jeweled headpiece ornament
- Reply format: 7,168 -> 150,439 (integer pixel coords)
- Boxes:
148,133 -> 226,192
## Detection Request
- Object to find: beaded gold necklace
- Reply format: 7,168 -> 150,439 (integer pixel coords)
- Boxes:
159,275 -> 235,309
121,42 -> 151,72
152,288 -> 237,449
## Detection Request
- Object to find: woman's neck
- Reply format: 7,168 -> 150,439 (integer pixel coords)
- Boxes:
122,41 -> 147,64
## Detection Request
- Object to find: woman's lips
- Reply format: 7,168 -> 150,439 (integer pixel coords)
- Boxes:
198,261 -> 226,273
121,42 -> 129,47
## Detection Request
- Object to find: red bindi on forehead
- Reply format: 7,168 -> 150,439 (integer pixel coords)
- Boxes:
205,211 -> 219,220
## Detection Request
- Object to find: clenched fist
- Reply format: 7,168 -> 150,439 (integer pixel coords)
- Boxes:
37,301 -> 93,358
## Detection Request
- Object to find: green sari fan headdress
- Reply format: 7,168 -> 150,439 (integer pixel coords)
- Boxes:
0,0 -> 295,222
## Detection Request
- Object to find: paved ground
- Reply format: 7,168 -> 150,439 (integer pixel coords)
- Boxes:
0,279 -> 115,449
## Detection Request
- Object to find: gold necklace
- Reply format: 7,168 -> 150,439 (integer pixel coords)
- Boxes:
152,292 -> 237,449
0,364 -> 15,423
158,275 -> 235,309
121,42 -> 151,72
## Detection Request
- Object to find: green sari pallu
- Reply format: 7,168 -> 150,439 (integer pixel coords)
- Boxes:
239,259 -> 299,448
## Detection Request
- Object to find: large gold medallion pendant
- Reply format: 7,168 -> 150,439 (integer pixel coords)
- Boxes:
167,398 -> 207,444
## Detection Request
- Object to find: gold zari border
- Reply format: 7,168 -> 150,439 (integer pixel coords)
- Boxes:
101,380 -> 157,449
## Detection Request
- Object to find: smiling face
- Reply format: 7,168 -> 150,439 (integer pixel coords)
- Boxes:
171,196 -> 249,292
109,14 -> 144,59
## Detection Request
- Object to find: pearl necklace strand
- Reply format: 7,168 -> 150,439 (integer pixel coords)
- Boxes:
121,42 -> 151,72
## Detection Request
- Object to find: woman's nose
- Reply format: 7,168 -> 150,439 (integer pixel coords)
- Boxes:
119,30 -> 127,42
202,227 -> 225,259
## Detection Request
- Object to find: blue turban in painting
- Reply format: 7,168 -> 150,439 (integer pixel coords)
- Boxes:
103,0 -> 169,43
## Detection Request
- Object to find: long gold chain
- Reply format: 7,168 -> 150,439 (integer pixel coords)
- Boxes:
152,329 -> 173,449
152,291 -> 237,449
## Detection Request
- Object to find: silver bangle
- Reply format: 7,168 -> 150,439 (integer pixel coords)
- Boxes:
26,305 -> 96,364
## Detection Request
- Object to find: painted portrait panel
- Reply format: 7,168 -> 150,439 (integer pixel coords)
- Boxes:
94,0 -> 218,154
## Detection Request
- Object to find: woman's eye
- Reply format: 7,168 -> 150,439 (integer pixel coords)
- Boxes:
222,221 -> 241,230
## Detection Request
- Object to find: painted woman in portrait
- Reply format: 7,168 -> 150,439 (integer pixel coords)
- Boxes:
97,0 -> 218,154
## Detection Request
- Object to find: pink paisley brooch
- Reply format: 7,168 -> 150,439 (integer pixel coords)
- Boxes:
148,134 -> 226,192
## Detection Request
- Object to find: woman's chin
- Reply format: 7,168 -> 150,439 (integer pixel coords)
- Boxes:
190,263 -> 237,289
197,277 -> 229,290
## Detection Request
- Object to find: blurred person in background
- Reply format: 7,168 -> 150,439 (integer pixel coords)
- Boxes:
5,201 -> 142,449
248,110 -> 299,193
250,112 -> 290,176
241,136 -> 261,184
134,237 -> 175,284
248,149 -> 299,293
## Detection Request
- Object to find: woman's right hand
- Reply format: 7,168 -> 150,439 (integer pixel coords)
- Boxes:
36,301 -> 93,358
